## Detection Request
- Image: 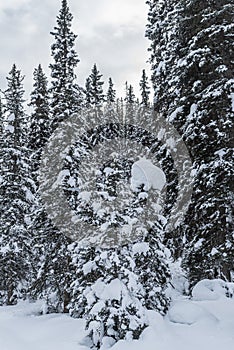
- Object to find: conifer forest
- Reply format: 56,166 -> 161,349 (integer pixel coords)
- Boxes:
0,1 -> 233,349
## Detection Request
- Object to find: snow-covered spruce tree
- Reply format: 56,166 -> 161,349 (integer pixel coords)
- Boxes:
69,241 -> 169,349
28,64 -> 51,179
27,64 -> 58,309
125,84 -> 135,104
78,246 -> 148,349
0,64 -> 34,305
27,64 -> 52,281
178,0 -> 234,284
29,0 -> 83,313
106,78 -> 116,103
145,0 -> 191,259
87,64 -> 105,107
146,0 -> 181,117
146,0 -> 234,283
63,107 -> 170,348
139,69 -> 150,107
50,0 -> 83,130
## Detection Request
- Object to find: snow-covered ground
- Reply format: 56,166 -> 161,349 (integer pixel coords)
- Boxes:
0,279 -> 234,350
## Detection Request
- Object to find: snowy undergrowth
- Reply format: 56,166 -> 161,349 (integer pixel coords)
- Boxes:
0,277 -> 234,350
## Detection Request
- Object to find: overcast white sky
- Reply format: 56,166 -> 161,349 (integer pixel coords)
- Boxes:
0,0 -> 151,99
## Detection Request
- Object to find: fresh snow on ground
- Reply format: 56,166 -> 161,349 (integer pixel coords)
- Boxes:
0,300 -> 88,350
0,279 -> 234,350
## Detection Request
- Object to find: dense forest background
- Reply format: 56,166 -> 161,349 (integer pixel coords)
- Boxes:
0,0 -> 233,349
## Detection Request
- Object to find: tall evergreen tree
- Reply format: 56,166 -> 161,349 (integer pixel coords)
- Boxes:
31,0 -> 83,312
124,81 -> 129,99
125,84 -> 135,104
64,106 -> 171,348
146,0 -> 180,117
139,69 -> 150,107
0,65 -> 33,304
106,77 -> 116,103
87,64 -> 105,107
178,0 -> 234,284
50,0 -> 82,129
146,0 -> 234,284
27,63 -> 72,313
29,64 -> 51,179
29,65 -> 50,152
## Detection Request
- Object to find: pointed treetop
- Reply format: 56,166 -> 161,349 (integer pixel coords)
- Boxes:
49,0 -> 82,126
29,64 -> 51,151
30,64 -> 48,96
3,64 -> 26,147
5,64 -> 25,115
106,77 -> 116,103
139,69 -> 150,107
87,64 -> 105,107
53,0 -> 74,32
125,84 -> 135,104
